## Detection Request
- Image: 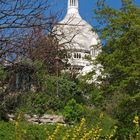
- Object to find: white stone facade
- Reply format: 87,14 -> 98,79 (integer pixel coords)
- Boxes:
56,0 -> 101,71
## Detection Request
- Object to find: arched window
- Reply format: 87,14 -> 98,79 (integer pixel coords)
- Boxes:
73,53 -> 82,59
77,53 -> 79,58
74,53 -> 76,58
79,53 -> 81,58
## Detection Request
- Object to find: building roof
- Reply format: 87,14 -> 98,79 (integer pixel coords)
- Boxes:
56,0 -> 99,51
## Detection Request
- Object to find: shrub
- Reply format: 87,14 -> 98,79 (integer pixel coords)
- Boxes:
0,121 -> 16,140
83,108 -> 116,136
63,99 -> 84,123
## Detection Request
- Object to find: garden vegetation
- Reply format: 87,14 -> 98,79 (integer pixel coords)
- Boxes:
0,0 -> 140,139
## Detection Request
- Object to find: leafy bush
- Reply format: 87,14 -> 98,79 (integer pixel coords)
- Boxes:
63,99 -> 84,123
16,92 -> 49,115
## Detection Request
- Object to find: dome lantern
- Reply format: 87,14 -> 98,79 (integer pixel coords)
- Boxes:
68,0 -> 79,14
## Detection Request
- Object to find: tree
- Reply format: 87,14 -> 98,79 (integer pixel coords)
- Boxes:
0,0 -> 86,120
0,0 -> 60,119
63,99 -> 84,123
0,0 -> 56,61
95,0 -> 140,95
94,0 -> 140,138
31,34 -> 68,75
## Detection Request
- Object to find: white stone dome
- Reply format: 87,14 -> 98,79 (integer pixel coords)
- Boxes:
55,0 -> 101,69
57,3 -> 99,51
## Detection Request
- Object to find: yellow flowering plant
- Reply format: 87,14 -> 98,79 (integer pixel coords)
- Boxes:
14,113 -> 140,140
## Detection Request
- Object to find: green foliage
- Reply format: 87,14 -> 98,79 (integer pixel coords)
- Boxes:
0,115 -> 139,140
0,92 -> 21,121
63,99 -> 84,123
0,66 -> 7,81
88,88 -> 103,106
115,93 -> 140,139
94,0 -> 140,138
95,0 -> 140,95
45,74 -> 81,111
1,2 -> 139,139
17,92 -> 49,115
75,78 -> 104,106
44,74 -> 77,102
83,108 -> 116,136
16,74 -> 84,115
0,121 -> 16,140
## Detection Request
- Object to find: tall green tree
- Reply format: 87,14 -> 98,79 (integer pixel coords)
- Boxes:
95,0 -> 140,95
95,0 -> 140,138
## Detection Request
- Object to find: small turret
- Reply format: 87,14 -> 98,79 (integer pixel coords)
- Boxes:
67,0 -> 79,14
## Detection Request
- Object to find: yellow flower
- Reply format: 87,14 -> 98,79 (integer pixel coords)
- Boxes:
15,121 -> 19,128
133,115 -> 139,125
99,113 -> 104,119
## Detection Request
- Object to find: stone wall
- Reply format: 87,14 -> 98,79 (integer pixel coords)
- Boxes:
7,114 -> 65,125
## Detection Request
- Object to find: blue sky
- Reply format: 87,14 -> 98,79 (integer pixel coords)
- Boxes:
50,0 -> 140,27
